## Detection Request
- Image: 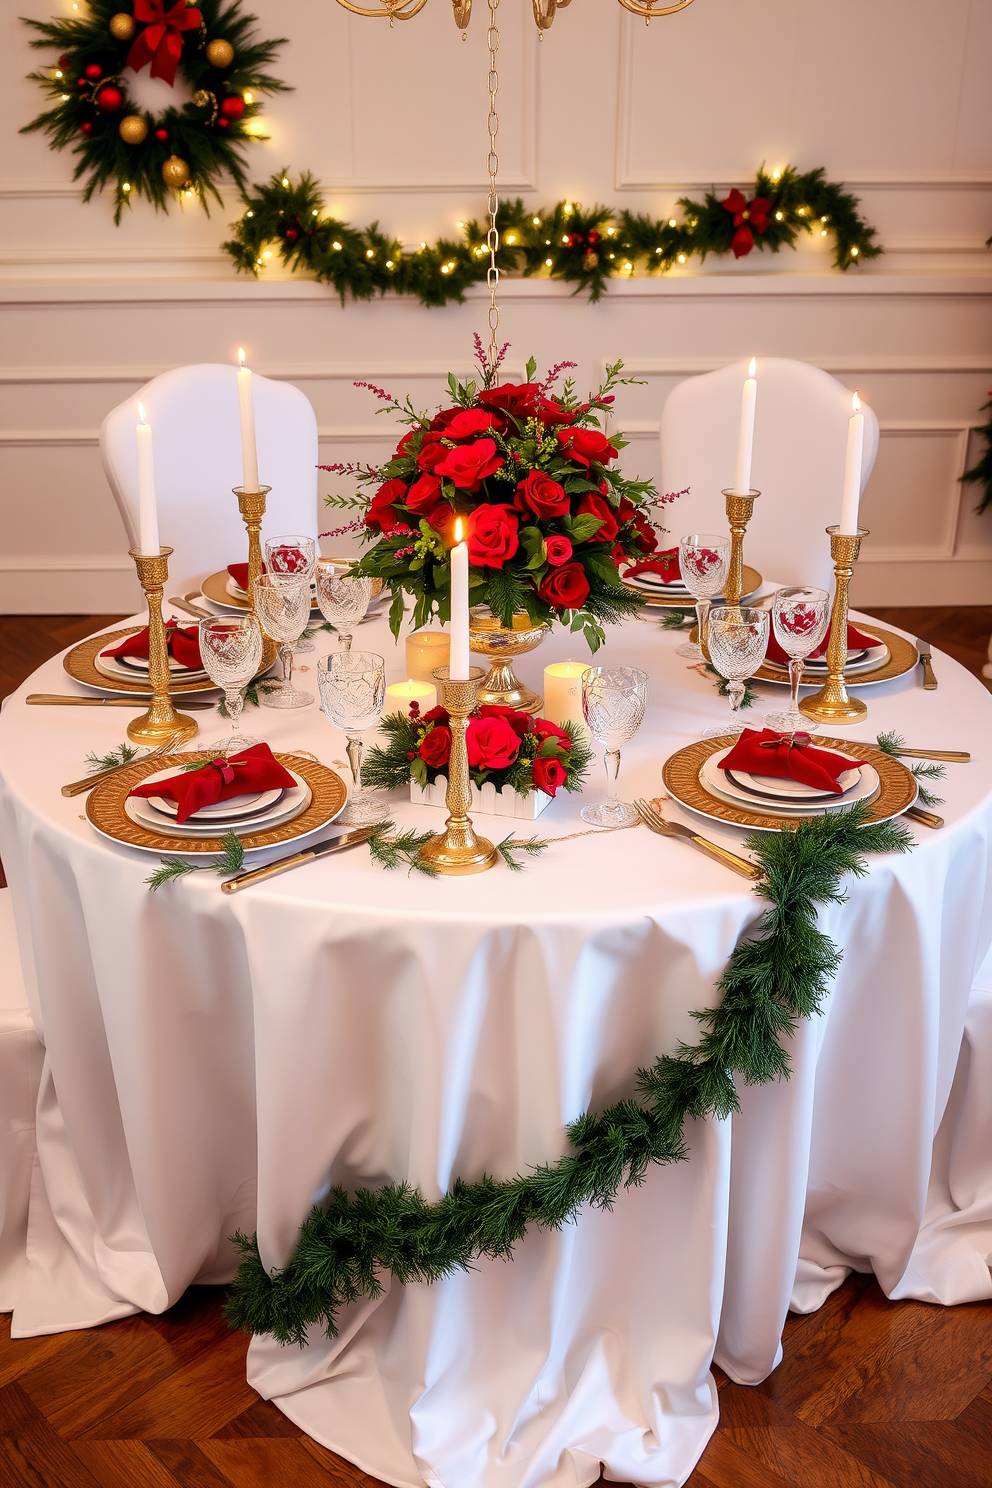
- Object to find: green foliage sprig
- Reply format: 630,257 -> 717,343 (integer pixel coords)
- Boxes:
704,662 -> 759,711
875,730 -> 946,807
85,741 -> 141,773
961,396 -> 992,515
223,166 -> 881,306
225,802 -> 911,1346
145,829 -> 245,890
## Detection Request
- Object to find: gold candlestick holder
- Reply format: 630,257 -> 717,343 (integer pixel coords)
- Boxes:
126,547 -> 199,746
799,526 -> 869,726
233,484 -> 271,613
721,488 -> 760,607
418,667 -> 498,875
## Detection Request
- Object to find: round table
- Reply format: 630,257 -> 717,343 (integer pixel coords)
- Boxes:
2,605 -> 991,1488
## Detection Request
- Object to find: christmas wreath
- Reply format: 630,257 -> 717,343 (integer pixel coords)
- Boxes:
22,0 -> 287,222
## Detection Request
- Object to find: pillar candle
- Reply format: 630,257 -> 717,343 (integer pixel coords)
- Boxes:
385,677 -> 437,714
838,391 -> 865,535
733,357 -> 757,496
405,631 -> 450,684
135,400 -> 160,556
449,517 -> 470,680
543,661 -> 590,731
236,347 -> 260,493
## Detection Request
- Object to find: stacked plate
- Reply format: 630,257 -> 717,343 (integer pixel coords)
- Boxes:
94,644 -> 210,685
699,745 -> 880,819
623,567 -> 691,599
763,637 -> 890,680
123,764 -> 312,839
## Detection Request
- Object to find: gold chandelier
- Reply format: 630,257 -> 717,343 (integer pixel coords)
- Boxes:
334,0 -> 694,29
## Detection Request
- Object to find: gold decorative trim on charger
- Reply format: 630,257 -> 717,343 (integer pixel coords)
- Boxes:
86,751 -> 348,856
661,735 -> 918,833
64,628 -> 279,697
623,564 -> 762,608
753,626 -> 918,688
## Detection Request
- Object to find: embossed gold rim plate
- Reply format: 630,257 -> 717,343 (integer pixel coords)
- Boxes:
661,735 -> 918,833
753,626 -> 918,689
623,564 -> 762,608
200,569 -> 321,614
64,627 -> 279,697
86,751 -> 349,856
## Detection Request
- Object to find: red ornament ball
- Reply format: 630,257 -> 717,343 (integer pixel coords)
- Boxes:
58,53 -> 71,68
96,85 -> 123,113
84,63 -> 103,80
77,77 -> 88,88
220,95 -> 245,120
284,228 -> 298,241
80,121 -> 94,136
216,117 -> 228,129
154,127 -> 168,142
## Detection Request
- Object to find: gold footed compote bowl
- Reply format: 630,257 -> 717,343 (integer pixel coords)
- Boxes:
469,606 -> 550,714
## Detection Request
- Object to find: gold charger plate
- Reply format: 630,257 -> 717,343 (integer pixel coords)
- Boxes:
661,735 -> 918,833
64,627 -> 279,697
86,750 -> 348,856
623,564 -> 763,608
752,626 -> 918,689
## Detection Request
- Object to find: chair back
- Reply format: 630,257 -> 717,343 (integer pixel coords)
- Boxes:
101,364 -> 319,592
659,358 -> 879,591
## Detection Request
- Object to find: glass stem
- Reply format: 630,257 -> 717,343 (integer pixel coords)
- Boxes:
340,631 -> 354,654
346,735 -> 364,800
280,644 -> 294,686
695,598 -> 711,657
788,657 -> 804,716
226,687 -> 244,737
604,748 -> 621,803
728,680 -> 745,714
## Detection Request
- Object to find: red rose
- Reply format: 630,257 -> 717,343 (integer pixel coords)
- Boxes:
417,440 -> 448,473
420,725 -> 451,768
435,438 -> 504,491
444,409 -> 500,440
544,534 -> 573,567
531,718 -> 571,747
429,407 -> 462,433
556,427 -> 619,468
366,478 -> 408,533
532,755 -> 567,797
427,503 -> 454,535
478,704 -> 531,738
396,429 -> 419,457
466,715 -> 521,770
577,493 -> 619,544
631,511 -> 658,554
514,470 -> 569,520
478,382 -> 541,420
407,473 -> 443,513
538,562 -> 590,610
422,705 -> 450,724
466,505 -> 519,568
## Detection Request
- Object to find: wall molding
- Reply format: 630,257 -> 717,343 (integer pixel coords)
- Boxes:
0,553 -> 134,573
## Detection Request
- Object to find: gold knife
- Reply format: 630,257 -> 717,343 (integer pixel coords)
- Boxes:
916,638 -> 938,690
906,804 -> 944,829
886,745 -> 969,763
169,595 -> 214,620
28,693 -> 215,710
221,825 -> 376,892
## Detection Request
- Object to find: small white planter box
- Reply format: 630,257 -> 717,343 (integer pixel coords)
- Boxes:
410,775 -> 552,820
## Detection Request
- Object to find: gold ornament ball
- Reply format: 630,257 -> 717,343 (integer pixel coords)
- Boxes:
161,155 -> 190,188
118,114 -> 148,145
109,12 -> 136,40
205,38 -> 235,67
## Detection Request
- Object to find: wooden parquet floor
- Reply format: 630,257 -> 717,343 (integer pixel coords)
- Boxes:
2,608 -> 992,1487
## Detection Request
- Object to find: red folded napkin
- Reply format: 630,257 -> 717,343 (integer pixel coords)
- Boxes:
719,728 -> 855,795
129,743 -> 297,824
105,624 -> 202,671
766,619 -> 876,668
624,548 -> 683,584
227,561 -> 268,591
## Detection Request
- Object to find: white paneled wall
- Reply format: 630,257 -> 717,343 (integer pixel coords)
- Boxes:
1,0 -> 990,611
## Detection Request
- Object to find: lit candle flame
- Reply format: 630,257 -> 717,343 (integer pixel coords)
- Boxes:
238,347 -> 246,368
748,357 -> 756,378
137,400 -> 147,424
454,517 -> 464,543
852,391 -> 861,412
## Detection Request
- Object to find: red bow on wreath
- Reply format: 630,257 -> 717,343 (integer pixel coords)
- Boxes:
127,0 -> 202,87
720,188 -> 772,259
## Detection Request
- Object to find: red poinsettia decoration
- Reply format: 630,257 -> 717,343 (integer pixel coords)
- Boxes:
720,188 -> 772,259
127,0 -> 202,87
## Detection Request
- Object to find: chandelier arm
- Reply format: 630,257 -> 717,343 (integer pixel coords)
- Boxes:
334,0 -> 429,17
616,0 -> 695,15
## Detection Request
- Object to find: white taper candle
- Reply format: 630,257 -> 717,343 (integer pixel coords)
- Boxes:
135,400 -> 160,556
733,357 -> 757,496
236,347 -> 260,493
450,517 -> 470,680
839,391 -> 865,535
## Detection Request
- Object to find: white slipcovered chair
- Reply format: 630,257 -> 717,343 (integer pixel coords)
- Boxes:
659,358 -> 880,592
0,887 -> 43,1311
100,364 -> 320,594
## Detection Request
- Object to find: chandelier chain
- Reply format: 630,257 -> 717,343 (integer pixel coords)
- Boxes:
486,0 -> 500,377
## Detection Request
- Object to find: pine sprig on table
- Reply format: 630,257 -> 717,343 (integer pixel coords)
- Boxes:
217,678 -> 281,718
658,609 -> 694,630
224,801 -> 912,1347
875,730 -> 946,807
704,663 -> 759,711
366,821 -> 439,876
85,742 -> 141,773
495,834 -> 549,871
144,831 -> 245,891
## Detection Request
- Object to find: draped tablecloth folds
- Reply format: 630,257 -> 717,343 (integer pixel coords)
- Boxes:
1,602 -> 991,1488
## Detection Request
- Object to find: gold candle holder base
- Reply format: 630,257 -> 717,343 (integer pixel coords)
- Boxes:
721,488 -> 760,608
126,547 -> 199,746
799,526 -> 870,726
418,667 -> 498,875
233,485 -> 271,613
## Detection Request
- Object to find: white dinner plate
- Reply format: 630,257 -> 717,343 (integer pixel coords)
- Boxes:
699,748 -> 879,817
146,785 -> 285,821
124,767 -> 310,838
726,761 -> 863,800
763,642 -> 889,679
625,572 -> 690,594
95,647 -> 209,683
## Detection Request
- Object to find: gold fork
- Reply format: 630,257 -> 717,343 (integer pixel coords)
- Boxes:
61,732 -> 188,798
634,799 -> 764,881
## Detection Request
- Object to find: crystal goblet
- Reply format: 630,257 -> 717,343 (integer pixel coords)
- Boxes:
254,573 -> 314,710
314,560 -> 373,652
580,666 -> 649,827
317,650 -> 388,825
704,606 -> 769,740
198,614 -> 263,754
762,586 -> 830,735
675,535 -> 731,661
265,534 -> 317,652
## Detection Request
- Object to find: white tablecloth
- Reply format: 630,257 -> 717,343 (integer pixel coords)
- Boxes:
1,605 -> 991,1488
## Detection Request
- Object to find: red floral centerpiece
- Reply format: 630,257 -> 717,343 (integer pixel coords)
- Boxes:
323,341 -> 680,653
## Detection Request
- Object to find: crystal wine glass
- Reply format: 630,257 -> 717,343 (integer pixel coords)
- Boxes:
762,586 -> 830,735
676,535 -> 731,661
314,560 -> 373,652
704,606 -> 769,740
265,534 -> 317,652
580,666 -> 649,827
254,573 -> 314,710
198,614 -> 263,754
317,651 -> 388,825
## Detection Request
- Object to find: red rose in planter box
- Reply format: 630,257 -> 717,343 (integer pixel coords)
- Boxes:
532,718 -> 571,748
467,715 -> 521,770
514,470 -> 569,520
544,534 -> 573,567
478,704 -> 531,738
435,438 -> 503,491
420,725 -> 451,768
577,493 -> 620,544
532,755 -> 567,797
538,562 -> 590,610
466,505 -> 519,568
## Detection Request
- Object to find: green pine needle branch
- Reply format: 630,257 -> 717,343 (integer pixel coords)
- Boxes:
144,831 -> 245,891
